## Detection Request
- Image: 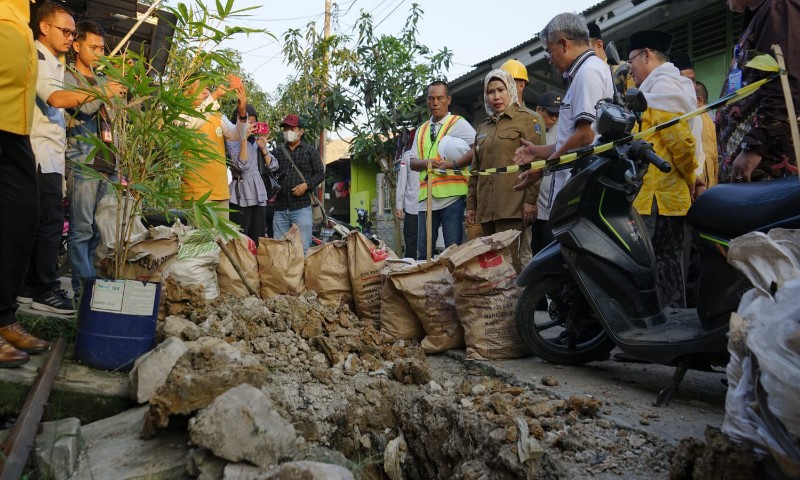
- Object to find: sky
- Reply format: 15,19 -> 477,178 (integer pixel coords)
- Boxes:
220,0 -> 601,95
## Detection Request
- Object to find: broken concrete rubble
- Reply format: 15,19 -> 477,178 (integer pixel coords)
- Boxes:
61,292 -> 692,479
34,417 -> 81,480
188,383 -> 297,468
129,336 -> 188,403
222,461 -> 355,480
142,337 -> 268,438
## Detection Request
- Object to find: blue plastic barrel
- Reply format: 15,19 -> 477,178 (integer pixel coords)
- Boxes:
74,278 -> 160,371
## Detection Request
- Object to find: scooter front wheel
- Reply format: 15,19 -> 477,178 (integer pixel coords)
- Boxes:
515,274 -> 614,365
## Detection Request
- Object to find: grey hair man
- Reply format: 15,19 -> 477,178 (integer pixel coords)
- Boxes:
514,12 -> 614,253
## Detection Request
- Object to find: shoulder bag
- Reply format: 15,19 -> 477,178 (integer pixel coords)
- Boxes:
281,145 -> 325,224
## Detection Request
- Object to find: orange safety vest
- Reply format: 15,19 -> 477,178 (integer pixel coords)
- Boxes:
418,115 -> 468,201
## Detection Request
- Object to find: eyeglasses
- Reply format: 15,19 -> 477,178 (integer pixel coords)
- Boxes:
628,49 -> 646,63
543,37 -> 572,63
48,24 -> 77,38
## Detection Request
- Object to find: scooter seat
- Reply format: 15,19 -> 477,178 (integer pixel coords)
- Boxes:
686,176 -> 800,238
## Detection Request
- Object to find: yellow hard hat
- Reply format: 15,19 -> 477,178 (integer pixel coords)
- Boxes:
501,59 -> 528,83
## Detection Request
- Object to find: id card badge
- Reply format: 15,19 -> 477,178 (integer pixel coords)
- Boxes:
728,68 -> 743,94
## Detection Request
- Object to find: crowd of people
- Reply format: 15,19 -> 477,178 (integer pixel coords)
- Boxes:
0,1 -> 324,367
399,2 -> 798,308
0,0 -> 797,368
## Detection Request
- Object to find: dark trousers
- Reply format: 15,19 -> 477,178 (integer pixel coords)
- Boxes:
403,212 -> 418,259
0,132 -> 39,327
24,167 -> 63,295
530,219 -> 555,256
231,203 -> 267,242
265,204 -> 275,238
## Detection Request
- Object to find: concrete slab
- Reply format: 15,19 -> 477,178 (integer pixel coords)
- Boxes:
72,406 -> 190,480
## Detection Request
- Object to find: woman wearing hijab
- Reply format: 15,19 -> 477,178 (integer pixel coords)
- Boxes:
466,69 -> 542,273
226,104 -> 278,241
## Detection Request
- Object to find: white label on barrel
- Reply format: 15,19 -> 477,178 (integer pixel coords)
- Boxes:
120,281 -> 157,315
90,279 -> 156,315
91,280 -> 125,312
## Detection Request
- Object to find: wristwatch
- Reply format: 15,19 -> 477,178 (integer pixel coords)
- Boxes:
740,142 -> 755,153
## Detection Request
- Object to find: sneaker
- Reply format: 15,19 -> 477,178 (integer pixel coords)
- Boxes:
31,288 -> 76,315
16,285 -> 35,305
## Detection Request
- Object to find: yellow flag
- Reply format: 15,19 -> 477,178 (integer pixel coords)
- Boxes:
746,54 -> 780,73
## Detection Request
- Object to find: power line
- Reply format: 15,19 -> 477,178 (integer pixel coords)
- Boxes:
374,0 -> 407,29
241,11 -> 326,23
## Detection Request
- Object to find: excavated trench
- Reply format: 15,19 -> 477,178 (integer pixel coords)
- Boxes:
141,283 -> 687,479
22,280 -> 764,479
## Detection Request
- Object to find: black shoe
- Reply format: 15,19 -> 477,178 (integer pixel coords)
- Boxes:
16,285 -> 35,305
31,288 -> 76,315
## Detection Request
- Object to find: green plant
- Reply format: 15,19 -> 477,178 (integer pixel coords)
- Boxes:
72,0 -> 266,279
279,3 -> 452,168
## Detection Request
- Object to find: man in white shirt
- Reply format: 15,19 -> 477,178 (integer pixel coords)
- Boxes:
409,81 -> 475,259
395,149 -> 419,259
515,13 -> 614,253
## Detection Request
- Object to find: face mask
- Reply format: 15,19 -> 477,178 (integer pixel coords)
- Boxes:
284,130 -> 299,143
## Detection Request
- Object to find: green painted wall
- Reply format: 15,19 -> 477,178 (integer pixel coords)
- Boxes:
349,155 -> 380,226
695,54 -> 729,102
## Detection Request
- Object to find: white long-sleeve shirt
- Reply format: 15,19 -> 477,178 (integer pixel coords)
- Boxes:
396,149 -> 420,215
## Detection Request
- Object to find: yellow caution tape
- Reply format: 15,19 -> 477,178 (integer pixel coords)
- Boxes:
432,69 -> 778,177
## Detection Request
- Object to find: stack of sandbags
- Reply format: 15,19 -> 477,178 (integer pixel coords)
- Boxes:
441,230 -> 529,360
381,259 -> 464,354
304,239 -> 352,308
257,225 -> 306,298
347,232 -> 396,328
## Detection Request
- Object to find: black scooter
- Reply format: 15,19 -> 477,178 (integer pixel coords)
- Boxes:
515,91 -> 800,405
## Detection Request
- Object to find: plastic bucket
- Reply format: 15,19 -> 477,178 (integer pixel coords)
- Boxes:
74,278 -> 160,371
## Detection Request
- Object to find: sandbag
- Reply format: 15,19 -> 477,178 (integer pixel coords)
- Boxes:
347,232 -> 395,327
257,224 -> 305,298
164,229 -> 221,300
441,230 -> 529,360
724,230 -> 800,476
94,193 -> 148,261
304,240 -> 352,308
388,261 -> 464,353
380,264 -> 424,343
217,233 -> 260,297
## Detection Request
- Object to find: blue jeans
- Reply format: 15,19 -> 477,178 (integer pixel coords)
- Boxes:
417,196 -> 465,259
273,206 -> 312,254
68,168 -> 110,295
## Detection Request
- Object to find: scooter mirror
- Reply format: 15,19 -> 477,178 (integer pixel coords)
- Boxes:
605,40 -> 621,66
626,88 -> 648,114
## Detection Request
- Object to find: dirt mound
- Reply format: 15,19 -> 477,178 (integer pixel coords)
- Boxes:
141,292 -> 677,478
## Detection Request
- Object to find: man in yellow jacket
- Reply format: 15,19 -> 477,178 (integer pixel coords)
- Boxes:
182,78 -> 248,220
628,30 -> 702,308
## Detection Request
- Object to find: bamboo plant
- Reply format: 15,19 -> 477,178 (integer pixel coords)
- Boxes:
73,0 -> 264,280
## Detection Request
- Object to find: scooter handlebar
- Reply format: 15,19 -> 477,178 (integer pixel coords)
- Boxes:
631,140 -> 672,173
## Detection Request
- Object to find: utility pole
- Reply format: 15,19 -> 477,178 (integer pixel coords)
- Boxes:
319,0 -> 332,170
